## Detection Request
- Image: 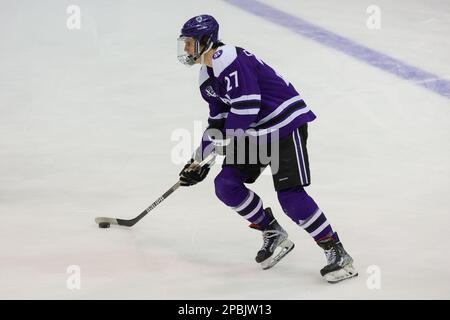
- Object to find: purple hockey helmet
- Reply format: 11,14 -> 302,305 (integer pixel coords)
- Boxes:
177,15 -> 220,66
181,15 -> 219,43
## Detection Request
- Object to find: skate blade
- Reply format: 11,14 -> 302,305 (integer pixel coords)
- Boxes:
261,239 -> 295,270
324,263 -> 358,284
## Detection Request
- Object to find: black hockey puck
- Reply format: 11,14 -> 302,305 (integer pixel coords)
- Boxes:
99,222 -> 110,229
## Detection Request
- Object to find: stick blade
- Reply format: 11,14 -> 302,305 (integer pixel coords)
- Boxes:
95,217 -> 119,225
95,216 -> 136,227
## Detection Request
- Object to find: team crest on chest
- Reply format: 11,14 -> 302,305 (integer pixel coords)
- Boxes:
205,86 -> 218,98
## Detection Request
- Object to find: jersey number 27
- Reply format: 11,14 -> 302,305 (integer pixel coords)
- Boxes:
225,71 -> 239,92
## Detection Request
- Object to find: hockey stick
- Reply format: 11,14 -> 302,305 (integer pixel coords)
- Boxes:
94,153 -> 215,228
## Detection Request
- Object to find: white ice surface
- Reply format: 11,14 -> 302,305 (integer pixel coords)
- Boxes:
0,0 -> 449,299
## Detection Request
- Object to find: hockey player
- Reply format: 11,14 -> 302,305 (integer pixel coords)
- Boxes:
177,15 -> 357,283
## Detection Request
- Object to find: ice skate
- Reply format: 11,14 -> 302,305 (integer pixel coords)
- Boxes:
250,208 -> 295,270
317,234 -> 358,283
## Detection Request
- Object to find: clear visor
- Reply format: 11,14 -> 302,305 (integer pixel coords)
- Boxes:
177,36 -> 198,66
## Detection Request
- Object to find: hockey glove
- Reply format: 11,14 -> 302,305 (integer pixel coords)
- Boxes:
179,159 -> 210,186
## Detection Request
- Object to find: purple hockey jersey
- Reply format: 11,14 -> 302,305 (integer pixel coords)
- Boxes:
196,44 -> 316,161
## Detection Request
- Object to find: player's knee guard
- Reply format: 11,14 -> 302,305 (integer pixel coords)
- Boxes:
277,186 -> 318,222
214,167 -> 248,207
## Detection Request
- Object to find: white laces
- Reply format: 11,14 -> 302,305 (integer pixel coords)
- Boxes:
261,230 -> 283,249
325,248 -> 337,264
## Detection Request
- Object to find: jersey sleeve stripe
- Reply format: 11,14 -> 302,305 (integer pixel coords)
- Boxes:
230,108 -> 260,115
209,112 -> 229,120
229,94 -> 261,104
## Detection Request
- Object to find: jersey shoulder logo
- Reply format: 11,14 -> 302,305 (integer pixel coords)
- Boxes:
212,45 -> 238,77
213,50 -> 223,60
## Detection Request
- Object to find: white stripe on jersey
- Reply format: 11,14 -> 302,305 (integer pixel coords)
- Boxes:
209,112 -> 229,120
246,106 -> 311,136
252,95 -> 303,126
229,94 -> 261,104
230,108 -> 260,115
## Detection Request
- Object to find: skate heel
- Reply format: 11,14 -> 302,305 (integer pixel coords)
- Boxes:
317,234 -> 358,284
260,238 -> 295,270
323,263 -> 358,284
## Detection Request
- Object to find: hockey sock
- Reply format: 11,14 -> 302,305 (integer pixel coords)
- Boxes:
232,190 -> 270,228
278,186 -> 334,241
215,166 -> 270,229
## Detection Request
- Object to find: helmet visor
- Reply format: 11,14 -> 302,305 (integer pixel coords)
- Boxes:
177,36 -> 198,66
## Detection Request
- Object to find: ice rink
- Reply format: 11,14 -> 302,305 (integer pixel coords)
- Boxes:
1,0 -> 449,299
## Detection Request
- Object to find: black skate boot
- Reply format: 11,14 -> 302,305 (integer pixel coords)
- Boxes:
250,208 -> 295,270
317,233 -> 358,283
